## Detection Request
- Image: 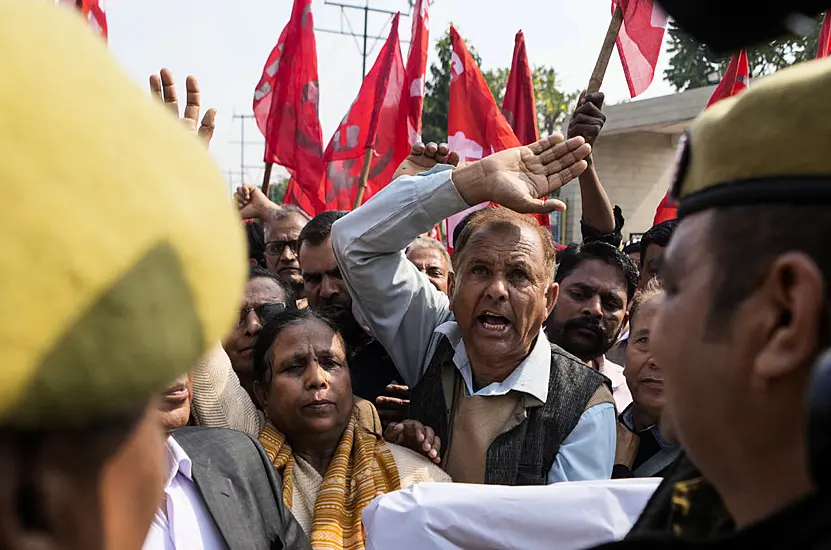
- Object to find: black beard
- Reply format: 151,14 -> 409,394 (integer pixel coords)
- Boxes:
546,316 -> 619,362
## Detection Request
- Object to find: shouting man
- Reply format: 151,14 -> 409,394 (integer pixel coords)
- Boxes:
332,137 -> 616,485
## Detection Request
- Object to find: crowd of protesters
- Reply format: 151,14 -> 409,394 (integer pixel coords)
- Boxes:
4,2 -> 831,550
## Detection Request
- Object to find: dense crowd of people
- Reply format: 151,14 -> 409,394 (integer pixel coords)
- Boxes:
4,2 -> 831,549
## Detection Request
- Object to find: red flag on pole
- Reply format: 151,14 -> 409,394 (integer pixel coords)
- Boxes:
445,26 -> 547,247
502,30 -> 539,146
405,0 -> 430,145
818,11 -> 831,59
653,50 -> 749,225
253,0 -> 325,214
321,14 -> 409,211
613,0 -> 667,97
57,0 -> 107,41
706,50 -> 749,108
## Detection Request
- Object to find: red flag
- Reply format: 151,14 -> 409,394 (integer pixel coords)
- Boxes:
405,0 -> 430,145
57,0 -> 107,41
818,11 -> 831,59
445,26 -> 547,246
707,50 -> 749,108
253,0 -> 325,214
321,14 -> 409,210
652,192 -> 677,226
502,31 -> 539,146
614,0 -> 667,97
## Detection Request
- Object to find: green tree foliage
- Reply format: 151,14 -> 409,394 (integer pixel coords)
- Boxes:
267,176 -> 289,204
422,29 -> 482,143
422,28 -> 577,142
665,17 -> 824,92
483,66 -> 578,137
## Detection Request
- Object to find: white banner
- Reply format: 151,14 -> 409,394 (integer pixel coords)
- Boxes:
363,478 -> 660,550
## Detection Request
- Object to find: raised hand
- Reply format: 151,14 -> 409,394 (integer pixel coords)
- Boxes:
149,68 -> 216,147
392,142 -> 461,181
234,184 -> 278,221
568,91 -> 606,147
452,134 -> 591,214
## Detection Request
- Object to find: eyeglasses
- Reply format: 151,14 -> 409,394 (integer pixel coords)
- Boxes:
239,302 -> 287,327
264,239 -> 300,256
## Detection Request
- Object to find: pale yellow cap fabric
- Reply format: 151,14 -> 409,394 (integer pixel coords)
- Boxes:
673,57 -> 831,216
0,1 -> 246,427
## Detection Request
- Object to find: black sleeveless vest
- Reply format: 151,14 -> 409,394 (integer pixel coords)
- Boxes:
409,336 -> 610,486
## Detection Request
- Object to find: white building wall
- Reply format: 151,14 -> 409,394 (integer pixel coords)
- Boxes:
559,131 -> 680,244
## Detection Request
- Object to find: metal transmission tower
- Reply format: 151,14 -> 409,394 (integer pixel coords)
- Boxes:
316,0 -> 414,78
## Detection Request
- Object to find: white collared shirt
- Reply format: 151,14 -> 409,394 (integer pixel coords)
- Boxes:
143,436 -> 227,550
594,354 -> 633,411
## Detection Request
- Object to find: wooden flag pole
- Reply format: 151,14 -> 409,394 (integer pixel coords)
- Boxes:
261,162 -> 274,200
352,148 -> 374,210
587,5 -> 623,94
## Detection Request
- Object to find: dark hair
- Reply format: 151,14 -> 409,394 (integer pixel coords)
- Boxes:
252,308 -> 344,388
639,219 -> 678,270
555,241 -> 639,302
248,265 -> 297,306
708,205 -> 831,341
297,210 -> 349,253
452,208 -> 484,249
623,240 -> 641,255
453,207 -> 556,282
245,221 -> 266,267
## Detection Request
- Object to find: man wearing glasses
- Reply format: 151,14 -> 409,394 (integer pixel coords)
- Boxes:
263,207 -> 312,306
222,266 -> 295,400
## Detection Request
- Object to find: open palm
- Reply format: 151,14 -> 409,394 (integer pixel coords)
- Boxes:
463,134 -> 591,214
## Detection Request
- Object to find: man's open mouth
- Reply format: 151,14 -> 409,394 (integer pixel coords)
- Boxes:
477,312 -> 511,332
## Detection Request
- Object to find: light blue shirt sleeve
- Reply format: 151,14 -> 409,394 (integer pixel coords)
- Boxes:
547,402 -> 616,483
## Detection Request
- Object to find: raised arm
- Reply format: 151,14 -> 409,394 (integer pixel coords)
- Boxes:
332,136 -> 592,387
568,92 -> 622,245
332,155 -> 464,386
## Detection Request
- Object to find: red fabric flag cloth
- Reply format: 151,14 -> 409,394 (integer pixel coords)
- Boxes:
445,26 -> 547,248
57,0 -> 107,41
614,0 -> 667,97
405,0 -> 430,145
652,191 -> 677,226
502,30 -> 539,146
818,11 -> 831,59
321,14 -> 409,211
707,50 -> 749,108
253,0 -> 325,215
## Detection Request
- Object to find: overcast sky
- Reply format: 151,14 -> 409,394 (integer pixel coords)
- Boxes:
105,0 -> 674,192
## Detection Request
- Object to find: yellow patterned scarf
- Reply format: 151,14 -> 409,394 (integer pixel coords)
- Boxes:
259,412 -> 401,550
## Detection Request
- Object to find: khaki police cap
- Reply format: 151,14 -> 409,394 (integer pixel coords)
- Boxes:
672,57 -> 831,217
0,1 -> 246,428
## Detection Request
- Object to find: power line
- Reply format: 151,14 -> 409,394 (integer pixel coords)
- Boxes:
316,0 -> 413,78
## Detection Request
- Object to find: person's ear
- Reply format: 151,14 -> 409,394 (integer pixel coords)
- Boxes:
253,380 -> 268,410
545,282 -> 559,315
754,252 -> 824,383
620,309 -> 630,333
447,271 -> 457,311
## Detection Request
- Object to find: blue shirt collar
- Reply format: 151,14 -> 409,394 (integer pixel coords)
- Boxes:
434,321 -> 551,405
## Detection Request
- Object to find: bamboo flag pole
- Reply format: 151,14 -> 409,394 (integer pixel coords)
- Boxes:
587,5 -> 624,94
352,148 -> 374,210
261,162 -> 274,200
